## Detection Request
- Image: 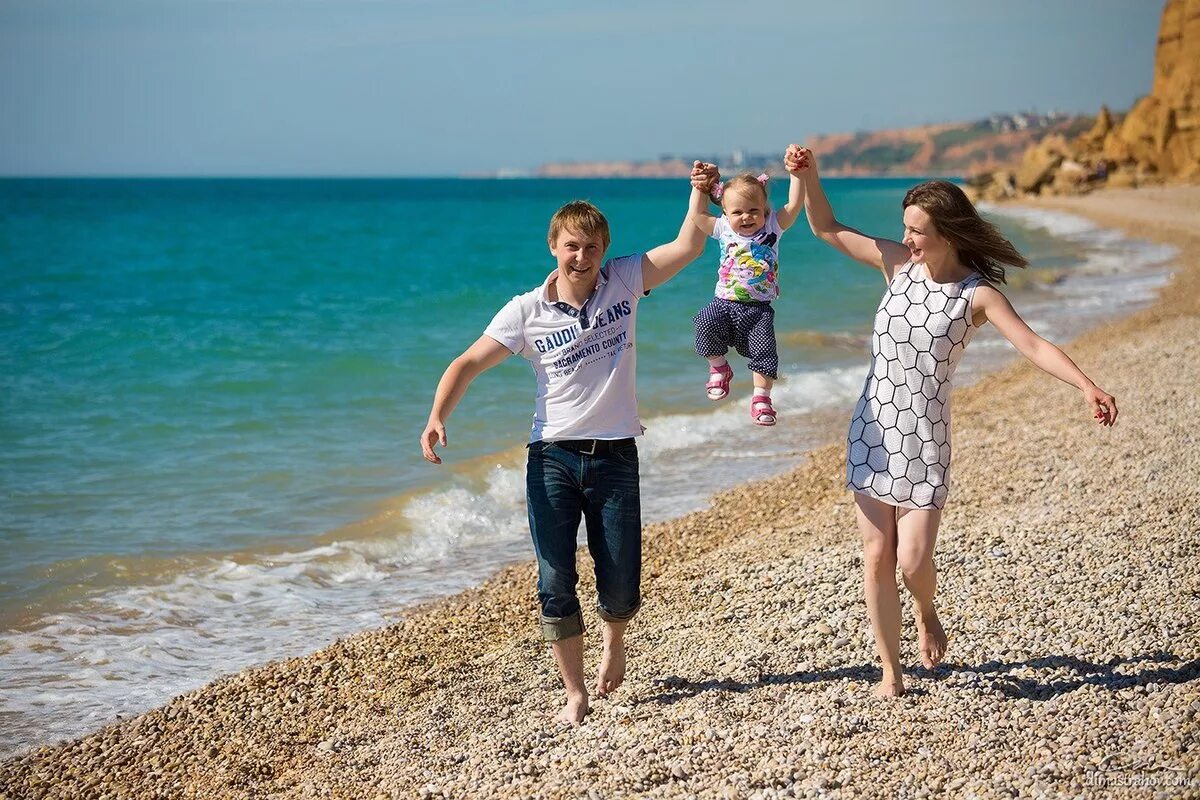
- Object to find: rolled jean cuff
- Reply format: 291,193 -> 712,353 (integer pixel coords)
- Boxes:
540,610 -> 584,641
598,600 -> 640,624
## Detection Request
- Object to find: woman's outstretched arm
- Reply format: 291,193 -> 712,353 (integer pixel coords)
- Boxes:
787,145 -> 912,281
973,284 -> 1118,426
776,152 -> 807,231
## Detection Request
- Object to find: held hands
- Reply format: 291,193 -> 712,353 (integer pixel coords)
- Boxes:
784,144 -> 814,176
1084,385 -> 1118,427
691,160 -> 720,193
420,419 -> 448,464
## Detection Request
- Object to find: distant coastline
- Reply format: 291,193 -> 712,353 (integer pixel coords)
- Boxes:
491,111 -> 1093,180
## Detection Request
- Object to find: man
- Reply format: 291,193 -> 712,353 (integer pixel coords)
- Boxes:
420,163 -> 717,723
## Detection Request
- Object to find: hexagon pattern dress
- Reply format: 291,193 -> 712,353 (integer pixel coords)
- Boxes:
847,261 -> 985,509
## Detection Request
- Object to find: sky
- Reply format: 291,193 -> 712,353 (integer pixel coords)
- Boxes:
0,0 -> 1164,176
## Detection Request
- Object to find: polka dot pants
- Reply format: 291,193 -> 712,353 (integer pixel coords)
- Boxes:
693,297 -> 778,379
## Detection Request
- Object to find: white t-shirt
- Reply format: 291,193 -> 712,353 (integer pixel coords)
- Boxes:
484,254 -> 645,442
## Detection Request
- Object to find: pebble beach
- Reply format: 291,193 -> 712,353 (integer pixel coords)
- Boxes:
3,186 -> 1199,799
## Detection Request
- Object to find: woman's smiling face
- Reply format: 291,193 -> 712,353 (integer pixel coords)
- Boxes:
902,204 -> 948,264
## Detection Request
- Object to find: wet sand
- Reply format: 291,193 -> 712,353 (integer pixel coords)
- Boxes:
4,186 -> 1199,799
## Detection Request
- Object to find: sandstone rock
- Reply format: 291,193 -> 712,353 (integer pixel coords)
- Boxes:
1152,0 -> 1200,108
1015,144 -> 1063,193
1113,0 -> 1200,177
969,0 -> 1199,201
1050,160 -> 1093,194
1102,130 -> 1134,163
1080,105 -> 1114,146
1118,96 -> 1168,165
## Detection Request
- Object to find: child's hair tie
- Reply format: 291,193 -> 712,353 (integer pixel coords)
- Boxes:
756,173 -> 769,184
711,182 -> 725,201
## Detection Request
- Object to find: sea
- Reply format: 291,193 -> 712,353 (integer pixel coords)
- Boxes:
0,177 -> 1176,756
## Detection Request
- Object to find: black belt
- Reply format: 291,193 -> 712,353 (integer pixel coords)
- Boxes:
547,438 -> 635,455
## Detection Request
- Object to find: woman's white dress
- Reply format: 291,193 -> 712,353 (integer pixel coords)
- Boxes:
847,262 -> 984,510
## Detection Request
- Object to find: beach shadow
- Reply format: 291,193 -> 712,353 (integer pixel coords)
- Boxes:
639,652 -> 1199,705
640,663 -> 886,705
919,651 -> 1200,700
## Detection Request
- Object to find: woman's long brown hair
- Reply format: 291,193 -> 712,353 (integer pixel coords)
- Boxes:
903,181 -> 1029,284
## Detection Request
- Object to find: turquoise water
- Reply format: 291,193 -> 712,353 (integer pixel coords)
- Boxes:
1,178 -> 1174,754
1,178 -> 933,597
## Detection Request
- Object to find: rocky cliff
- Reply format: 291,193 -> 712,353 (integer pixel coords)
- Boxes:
968,0 -> 1200,201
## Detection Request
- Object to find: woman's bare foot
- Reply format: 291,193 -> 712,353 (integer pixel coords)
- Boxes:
874,675 -> 906,697
556,692 -> 589,725
915,604 -> 948,669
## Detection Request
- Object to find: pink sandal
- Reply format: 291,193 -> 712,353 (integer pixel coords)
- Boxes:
706,362 -> 733,401
751,395 -> 776,426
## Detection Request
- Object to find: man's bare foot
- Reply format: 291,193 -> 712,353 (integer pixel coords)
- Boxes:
874,676 -> 905,697
915,605 -> 948,669
595,639 -> 626,697
556,693 -> 588,725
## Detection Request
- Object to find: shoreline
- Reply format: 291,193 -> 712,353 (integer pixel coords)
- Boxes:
4,185 -> 1199,798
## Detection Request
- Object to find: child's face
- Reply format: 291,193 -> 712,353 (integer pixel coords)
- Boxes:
901,205 -> 947,264
549,227 -> 607,285
722,189 -> 767,236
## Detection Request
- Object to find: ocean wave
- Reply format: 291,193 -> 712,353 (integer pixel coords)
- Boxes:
776,328 -> 866,350
980,203 -> 1103,239
982,203 -> 1177,272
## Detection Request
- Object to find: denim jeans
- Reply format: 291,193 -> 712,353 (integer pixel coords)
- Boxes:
525,439 -> 642,641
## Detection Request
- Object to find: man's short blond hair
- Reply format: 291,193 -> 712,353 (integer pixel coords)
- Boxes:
547,200 -> 611,249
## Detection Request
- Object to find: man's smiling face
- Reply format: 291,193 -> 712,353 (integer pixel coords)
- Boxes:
549,228 -> 607,287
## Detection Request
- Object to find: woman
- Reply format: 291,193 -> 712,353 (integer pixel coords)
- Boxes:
785,145 -> 1117,697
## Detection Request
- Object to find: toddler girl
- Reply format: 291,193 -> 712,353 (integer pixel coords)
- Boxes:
690,156 -> 807,425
